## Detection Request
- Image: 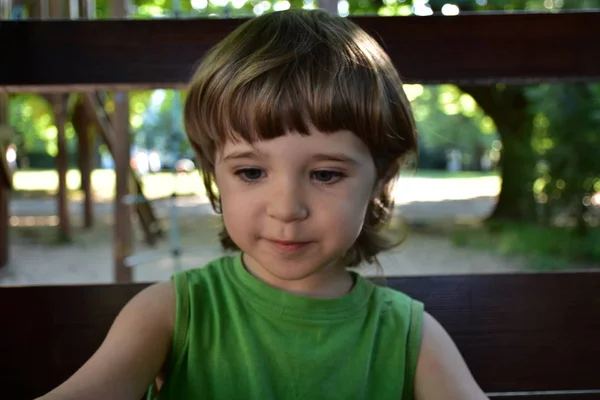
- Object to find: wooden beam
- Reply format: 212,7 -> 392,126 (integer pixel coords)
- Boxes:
1,11 -> 600,92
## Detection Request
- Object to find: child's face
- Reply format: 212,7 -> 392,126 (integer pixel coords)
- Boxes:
214,128 -> 378,286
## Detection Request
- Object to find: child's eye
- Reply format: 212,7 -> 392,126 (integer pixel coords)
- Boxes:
311,170 -> 346,184
235,168 -> 265,182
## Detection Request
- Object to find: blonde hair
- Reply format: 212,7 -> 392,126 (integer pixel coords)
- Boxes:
184,9 -> 418,266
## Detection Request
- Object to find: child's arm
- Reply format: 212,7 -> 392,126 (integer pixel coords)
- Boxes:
35,280 -> 176,400
414,312 -> 489,400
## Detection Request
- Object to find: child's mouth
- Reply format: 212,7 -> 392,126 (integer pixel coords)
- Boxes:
266,239 -> 312,252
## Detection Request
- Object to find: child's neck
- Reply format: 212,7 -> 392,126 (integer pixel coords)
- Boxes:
241,253 -> 355,299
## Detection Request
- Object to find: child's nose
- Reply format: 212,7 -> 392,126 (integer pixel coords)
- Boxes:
266,180 -> 308,222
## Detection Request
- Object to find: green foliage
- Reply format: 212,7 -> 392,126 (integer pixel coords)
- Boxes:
528,83 -> 600,232
9,95 -> 77,157
409,85 -> 499,169
130,89 -> 191,155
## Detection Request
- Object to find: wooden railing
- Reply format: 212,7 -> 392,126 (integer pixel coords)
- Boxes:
1,12 -> 600,93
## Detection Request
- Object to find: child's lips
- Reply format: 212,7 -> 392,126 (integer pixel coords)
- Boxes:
265,239 -> 312,252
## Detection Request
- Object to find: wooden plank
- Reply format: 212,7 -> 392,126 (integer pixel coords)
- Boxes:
1,272 -> 599,399
1,11 -> 600,91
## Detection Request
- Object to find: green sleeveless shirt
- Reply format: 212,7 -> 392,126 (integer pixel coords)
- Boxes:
149,253 -> 423,399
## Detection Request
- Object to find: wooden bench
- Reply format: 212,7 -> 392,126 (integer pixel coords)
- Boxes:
2,271 -> 600,399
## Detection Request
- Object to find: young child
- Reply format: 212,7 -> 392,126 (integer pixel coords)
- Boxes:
38,9 -> 488,400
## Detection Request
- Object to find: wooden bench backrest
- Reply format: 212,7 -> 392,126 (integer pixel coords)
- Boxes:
1,11 -> 600,92
2,272 -> 600,399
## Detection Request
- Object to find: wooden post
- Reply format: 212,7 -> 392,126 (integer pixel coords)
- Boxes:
53,94 -> 71,241
73,100 -> 94,228
113,91 -> 132,282
0,93 -> 9,268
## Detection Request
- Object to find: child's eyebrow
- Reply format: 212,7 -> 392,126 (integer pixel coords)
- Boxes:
222,150 -> 360,165
222,150 -> 263,162
311,153 -> 360,166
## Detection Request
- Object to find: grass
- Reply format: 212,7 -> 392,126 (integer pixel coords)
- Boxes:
451,221 -> 600,270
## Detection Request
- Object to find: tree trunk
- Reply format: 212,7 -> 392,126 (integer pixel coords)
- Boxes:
459,85 -> 537,222
492,122 -> 536,221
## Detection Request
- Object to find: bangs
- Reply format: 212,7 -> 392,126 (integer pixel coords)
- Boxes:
225,52 -> 385,148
